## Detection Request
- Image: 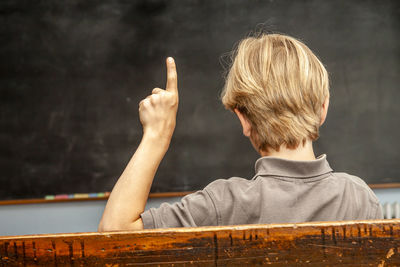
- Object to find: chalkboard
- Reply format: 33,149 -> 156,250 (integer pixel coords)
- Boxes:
1,0 -> 399,200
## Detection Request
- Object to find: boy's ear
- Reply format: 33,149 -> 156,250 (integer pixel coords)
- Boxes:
320,96 -> 330,126
234,109 -> 252,137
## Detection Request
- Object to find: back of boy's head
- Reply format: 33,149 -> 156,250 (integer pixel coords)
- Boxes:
221,33 -> 330,152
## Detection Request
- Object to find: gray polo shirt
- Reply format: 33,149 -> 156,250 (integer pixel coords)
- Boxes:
140,155 -> 383,229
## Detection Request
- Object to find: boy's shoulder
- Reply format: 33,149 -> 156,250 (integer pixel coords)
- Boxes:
203,176 -> 259,201
206,176 -> 252,187
203,170 -> 380,206
330,172 -> 380,205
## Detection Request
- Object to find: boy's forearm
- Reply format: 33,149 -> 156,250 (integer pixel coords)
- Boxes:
98,134 -> 170,231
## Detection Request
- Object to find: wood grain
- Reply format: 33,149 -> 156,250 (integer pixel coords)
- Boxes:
1,219 -> 399,266
368,183 -> 400,189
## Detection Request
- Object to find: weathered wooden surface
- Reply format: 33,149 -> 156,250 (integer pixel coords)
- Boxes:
1,219 -> 399,266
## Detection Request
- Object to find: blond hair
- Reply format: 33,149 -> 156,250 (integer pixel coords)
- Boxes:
221,33 -> 329,151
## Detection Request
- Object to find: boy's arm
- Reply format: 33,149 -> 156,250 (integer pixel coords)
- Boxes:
98,57 -> 179,231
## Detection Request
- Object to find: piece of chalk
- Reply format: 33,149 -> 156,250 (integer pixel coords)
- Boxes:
74,193 -> 89,199
88,193 -> 98,198
45,195 -> 55,200
97,192 -> 105,197
55,194 -> 69,199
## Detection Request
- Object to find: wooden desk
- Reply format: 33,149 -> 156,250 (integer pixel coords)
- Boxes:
1,219 -> 399,266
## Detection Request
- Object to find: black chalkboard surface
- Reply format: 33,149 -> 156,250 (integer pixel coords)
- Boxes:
1,0 -> 399,200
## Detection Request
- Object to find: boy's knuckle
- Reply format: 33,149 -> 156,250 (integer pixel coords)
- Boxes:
143,99 -> 150,106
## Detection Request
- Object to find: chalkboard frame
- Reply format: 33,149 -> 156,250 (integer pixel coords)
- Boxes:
1,0 -> 399,201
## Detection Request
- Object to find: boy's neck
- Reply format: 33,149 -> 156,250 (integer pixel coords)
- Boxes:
259,140 -> 316,161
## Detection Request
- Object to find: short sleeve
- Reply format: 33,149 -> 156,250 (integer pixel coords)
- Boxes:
140,189 -> 218,229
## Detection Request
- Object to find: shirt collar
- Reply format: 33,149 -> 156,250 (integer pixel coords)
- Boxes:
254,154 -> 333,178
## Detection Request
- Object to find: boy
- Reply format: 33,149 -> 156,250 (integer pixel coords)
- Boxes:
98,33 -> 383,231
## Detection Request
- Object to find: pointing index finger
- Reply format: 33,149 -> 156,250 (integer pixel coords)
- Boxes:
166,57 -> 178,93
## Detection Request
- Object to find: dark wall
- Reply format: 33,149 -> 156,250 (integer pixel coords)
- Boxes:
1,0 -> 399,200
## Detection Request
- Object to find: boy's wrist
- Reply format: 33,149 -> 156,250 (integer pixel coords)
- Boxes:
141,130 -> 173,150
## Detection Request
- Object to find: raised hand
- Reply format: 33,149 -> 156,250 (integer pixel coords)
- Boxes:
139,57 -> 179,140
99,57 -> 179,231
